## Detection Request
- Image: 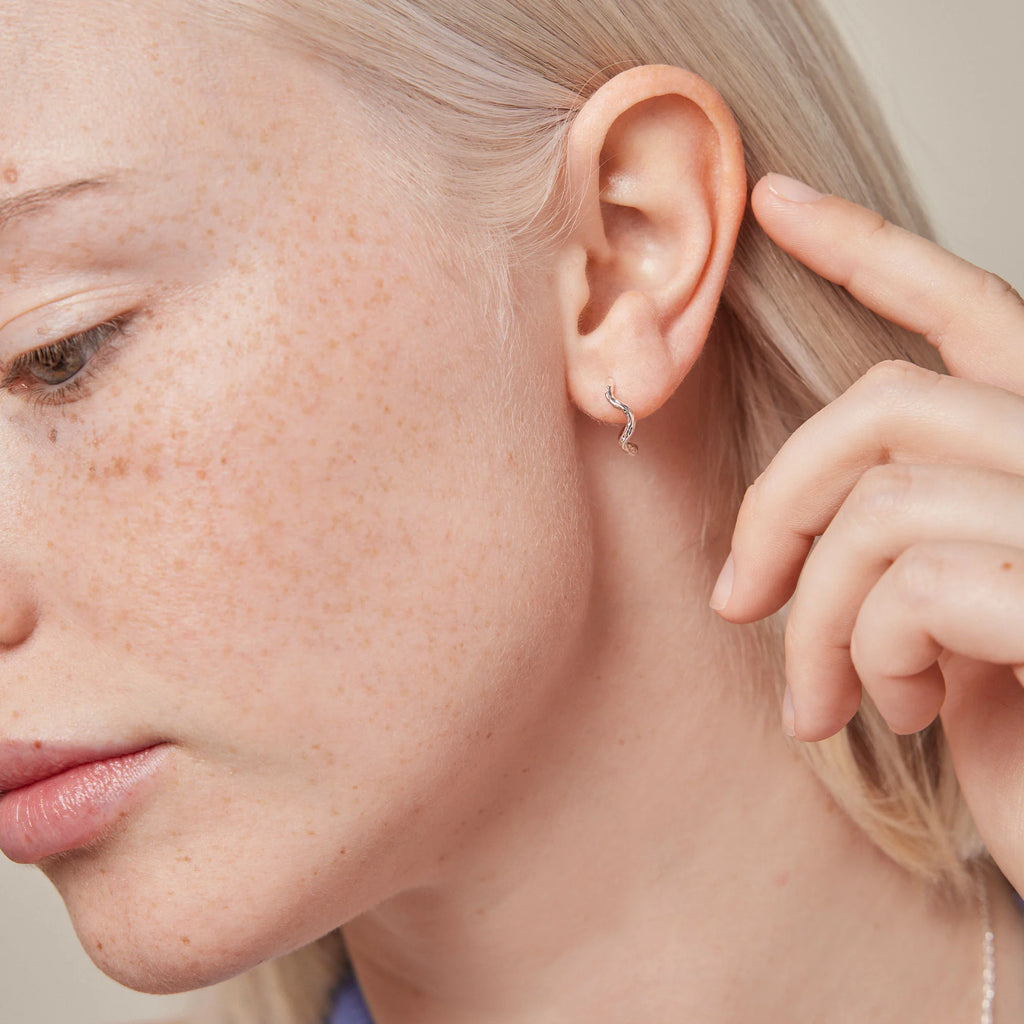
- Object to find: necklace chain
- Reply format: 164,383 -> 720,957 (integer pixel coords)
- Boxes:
977,869 -> 995,1024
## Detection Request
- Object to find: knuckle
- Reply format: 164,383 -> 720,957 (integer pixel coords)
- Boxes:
935,269 -> 1024,345
738,469 -> 779,526
861,210 -> 891,244
845,463 -> 916,528
854,359 -> 941,413
861,358 -> 926,392
845,212 -> 890,290
888,546 -> 945,608
733,479 -> 762,531
978,268 -> 1023,308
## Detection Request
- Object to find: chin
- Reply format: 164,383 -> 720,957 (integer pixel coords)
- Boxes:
45,851 -> 343,996
38,813 -> 391,998
64,893 -> 276,995
81,932 -> 254,996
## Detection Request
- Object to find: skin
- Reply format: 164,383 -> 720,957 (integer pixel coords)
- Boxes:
2,2 -> 1024,1022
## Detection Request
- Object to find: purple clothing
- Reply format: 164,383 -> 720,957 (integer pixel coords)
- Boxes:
328,979 -> 374,1024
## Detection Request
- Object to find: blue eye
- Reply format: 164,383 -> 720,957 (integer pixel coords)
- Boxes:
1,313 -> 135,407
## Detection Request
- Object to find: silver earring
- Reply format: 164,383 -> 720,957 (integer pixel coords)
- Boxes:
605,385 -> 638,456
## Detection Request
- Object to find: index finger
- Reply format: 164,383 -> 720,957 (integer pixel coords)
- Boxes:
751,174 -> 1024,393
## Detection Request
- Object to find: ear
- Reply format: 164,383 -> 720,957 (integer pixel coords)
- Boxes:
558,65 -> 746,424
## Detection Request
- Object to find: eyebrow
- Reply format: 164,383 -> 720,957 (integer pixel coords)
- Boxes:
0,177 -> 117,234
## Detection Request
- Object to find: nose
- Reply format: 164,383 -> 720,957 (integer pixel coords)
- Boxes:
0,576 -> 37,649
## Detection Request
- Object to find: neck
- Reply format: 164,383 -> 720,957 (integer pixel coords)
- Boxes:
341,402 -> 1024,1024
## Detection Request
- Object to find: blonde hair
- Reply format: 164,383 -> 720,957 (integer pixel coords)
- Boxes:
190,1 -> 981,1020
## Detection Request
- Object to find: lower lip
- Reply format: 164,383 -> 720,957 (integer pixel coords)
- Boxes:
0,747 -> 168,864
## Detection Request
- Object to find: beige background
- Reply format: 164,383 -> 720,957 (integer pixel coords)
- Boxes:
1,2 -> 1021,1022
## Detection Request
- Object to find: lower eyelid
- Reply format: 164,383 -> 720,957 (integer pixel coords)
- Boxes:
2,311 -> 138,408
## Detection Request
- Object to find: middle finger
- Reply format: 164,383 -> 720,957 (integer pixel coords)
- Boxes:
720,361 -> 1024,623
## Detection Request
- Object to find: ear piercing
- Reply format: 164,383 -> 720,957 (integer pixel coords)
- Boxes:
605,385 -> 638,455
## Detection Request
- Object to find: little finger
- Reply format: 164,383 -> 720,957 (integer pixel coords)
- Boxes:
843,541 -> 1024,737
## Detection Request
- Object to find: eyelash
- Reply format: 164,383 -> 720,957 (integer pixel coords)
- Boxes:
1,312 -> 136,408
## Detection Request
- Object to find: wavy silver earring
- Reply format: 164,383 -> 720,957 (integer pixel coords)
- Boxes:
605,385 -> 638,456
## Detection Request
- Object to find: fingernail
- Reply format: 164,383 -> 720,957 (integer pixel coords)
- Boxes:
782,686 -> 796,738
710,553 -> 734,611
767,173 -> 825,204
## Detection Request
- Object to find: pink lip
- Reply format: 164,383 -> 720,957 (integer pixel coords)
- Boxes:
0,743 -> 169,863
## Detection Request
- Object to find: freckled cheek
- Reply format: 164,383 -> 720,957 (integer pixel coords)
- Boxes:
26,236 -> 528,754
33,333 -> 494,676
41,440 -> 329,628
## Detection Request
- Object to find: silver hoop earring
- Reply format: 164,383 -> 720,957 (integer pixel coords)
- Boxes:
605,385 -> 638,456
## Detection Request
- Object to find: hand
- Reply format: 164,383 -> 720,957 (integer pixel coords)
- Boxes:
711,173 -> 1024,890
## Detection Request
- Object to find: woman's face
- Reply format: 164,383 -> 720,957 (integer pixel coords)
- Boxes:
0,0 -> 588,990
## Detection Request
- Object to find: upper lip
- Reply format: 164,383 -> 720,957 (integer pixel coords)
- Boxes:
0,741 -> 162,794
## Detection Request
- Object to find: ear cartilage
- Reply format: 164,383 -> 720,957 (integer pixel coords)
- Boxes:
605,385 -> 639,455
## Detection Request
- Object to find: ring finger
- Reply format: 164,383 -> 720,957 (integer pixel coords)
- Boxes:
784,463 -> 1024,739
850,540 -> 1024,733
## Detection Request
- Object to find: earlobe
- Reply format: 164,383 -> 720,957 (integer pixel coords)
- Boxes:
559,65 -> 746,426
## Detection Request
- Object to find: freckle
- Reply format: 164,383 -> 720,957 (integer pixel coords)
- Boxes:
180,937 -> 191,946
1002,562 -> 1013,571
339,847 -> 347,855
47,428 -> 58,444
96,941 -> 104,951
2,166 -> 17,184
